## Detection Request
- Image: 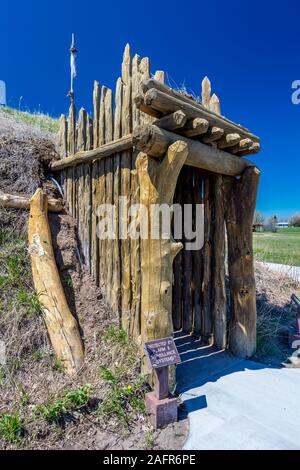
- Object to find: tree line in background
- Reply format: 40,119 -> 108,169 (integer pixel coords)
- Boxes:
253,212 -> 300,231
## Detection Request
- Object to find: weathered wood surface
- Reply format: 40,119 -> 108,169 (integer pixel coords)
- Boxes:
154,110 -> 187,131
140,79 -> 260,143
209,93 -> 221,115
120,44 -> 132,328
0,192 -> 63,212
97,86 -> 107,286
180,117 -> 209,137
111,77 -> 122,314
202,174 -> 213,341
104,88 -> 114,304
218,133 -> 241,149
201,126 -> 224,144
50,135 -> 133,170
137,141 -> 188,372
93,81 -> 100,147
77,108 -> 87,151
28,189 -> 84,375
58,115 -> 67,158
201,76 -> 211,109
133,125 -> 255,176
130,55 -> 142,340
182,166 -> 193,333
193,168 -> 204,334
172,174 -> 183,331
224,166 -> 260,358
67,102 -> 76,156
212,174 -> 227,349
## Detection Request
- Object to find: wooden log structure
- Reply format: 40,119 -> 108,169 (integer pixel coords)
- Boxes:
139,79 -> 260,145
51,135 -> 133,171
224,167 -> 260,357
28,189 -> 84,375
0,192 -> 63,212
137,141 -> 188,370
132,125 -> 256,176
51,44 -> 262,368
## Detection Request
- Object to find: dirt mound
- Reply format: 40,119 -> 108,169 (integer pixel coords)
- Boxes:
0,109 -> 61,232
0,135 -> 58,197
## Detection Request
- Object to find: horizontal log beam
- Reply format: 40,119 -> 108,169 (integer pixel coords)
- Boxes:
134,95 -> 162,118
218,133 -> 241,149
230,138 -> 254,154
0,192 -> 63,212
139,84 -> 260,145
201,126 -> 224,144
133,125 -> 256,176
180,118 -> 209,137
51,134 -> 133,171
154,110 -> 187,131
237,142 -> 260,157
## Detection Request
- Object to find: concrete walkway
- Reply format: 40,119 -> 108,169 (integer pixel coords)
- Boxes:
258,261 -> 300,283
175,334 -> 300,450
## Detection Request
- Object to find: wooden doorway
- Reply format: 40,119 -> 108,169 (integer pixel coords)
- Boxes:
172,165 -> 215,342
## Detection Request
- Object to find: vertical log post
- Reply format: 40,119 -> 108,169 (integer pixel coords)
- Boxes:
98,86 -> 107,287
105,88 -> 114,304
182,166 -> 193,333
137,141 -> 188,372
130,53 -> 142,339
172,173 -> 183,331
67,102 -> 76,216
77,108 -> 87,245
90,81 -> 100,280
202,173 -> 213,341
193,168 -> 204,334
112,77 -> 122,316
224,166 -> 260,357
212,174 -> 227,349
120,44 -> 132,328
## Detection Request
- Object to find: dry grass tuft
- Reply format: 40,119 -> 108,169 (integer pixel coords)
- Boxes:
255,262 -> 300,363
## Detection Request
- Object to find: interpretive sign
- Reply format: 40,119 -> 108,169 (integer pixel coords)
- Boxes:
144,337 -> 181,369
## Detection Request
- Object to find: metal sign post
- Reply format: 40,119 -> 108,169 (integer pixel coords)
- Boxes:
144,337 -> 181,429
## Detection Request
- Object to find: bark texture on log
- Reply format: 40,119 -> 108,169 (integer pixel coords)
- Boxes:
28,189 -> 84,375
224,166 -> 260,358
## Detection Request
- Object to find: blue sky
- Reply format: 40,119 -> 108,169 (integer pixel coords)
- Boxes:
1,0 -> 299,218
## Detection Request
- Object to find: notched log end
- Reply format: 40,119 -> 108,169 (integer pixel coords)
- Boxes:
30,188 -> 48,214
171,241 -> 183,260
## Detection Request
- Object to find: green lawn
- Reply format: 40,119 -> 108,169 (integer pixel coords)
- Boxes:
253,227 -> 300,266
1,107 -> 59,134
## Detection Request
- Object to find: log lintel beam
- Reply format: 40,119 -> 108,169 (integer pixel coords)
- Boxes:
133,125 -> 256,177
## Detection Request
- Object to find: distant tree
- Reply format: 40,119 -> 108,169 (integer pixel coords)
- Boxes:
289,213 -> 300,227
253,211 -> 265,225
264,215 -> 278,232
